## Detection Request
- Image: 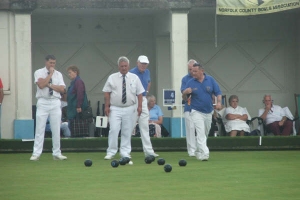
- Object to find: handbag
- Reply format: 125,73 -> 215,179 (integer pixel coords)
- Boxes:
79,92 -> 93,121
80,106 -> 93,121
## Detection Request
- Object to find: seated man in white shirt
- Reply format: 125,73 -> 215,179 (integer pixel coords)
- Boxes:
258,94 -> 293,136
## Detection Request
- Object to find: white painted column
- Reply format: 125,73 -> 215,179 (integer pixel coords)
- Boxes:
170,10 -> 188,117
14,13 -> 32,119
13,12 -> 34,139
169,9 -> 189,137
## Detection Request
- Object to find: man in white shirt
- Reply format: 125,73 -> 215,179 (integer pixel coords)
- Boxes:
103,56 -> 144,159
30,55 -> 67,161
259,94 -> 293,136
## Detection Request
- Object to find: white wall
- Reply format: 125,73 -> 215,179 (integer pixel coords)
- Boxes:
31,15 -> 156,114
188,12 -> 298,118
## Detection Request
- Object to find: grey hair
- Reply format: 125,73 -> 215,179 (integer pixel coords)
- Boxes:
187,59 -> 197,65
118,56 -> 130,65
263,94 -> 272,100
229,95 -> 239,104
147,94 -> 156,102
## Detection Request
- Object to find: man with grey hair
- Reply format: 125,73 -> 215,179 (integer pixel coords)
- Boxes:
183,62 -> 222,161
259,94 -> 293,136
130,55 -> 159,157
103,56 -> 144,159
180,59 -> 197,157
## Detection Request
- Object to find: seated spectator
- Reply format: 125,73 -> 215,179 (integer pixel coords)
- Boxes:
147,95 -> 163,138
259,94 -> 293,136
45,117 -> 71,138
224,95 -> 250,137
133,95 -> 169,137
45,93 -> 71,138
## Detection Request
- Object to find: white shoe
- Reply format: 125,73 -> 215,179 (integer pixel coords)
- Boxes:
53,155 -> 67,160
104,155 -> 114,160
189,153 -> 196,157
30,155 -> 39,161
145,153 -> 159,157
195,153 -> 209,161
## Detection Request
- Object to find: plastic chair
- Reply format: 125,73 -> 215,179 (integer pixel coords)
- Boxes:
214,95 -> 227,136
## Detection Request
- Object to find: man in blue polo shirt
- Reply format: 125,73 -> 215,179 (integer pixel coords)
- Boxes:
182,62 -> 222,161
181,59 -> 197,157
130,55 -> 159,157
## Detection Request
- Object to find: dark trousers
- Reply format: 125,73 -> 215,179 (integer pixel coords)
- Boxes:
266,120 -> 293,136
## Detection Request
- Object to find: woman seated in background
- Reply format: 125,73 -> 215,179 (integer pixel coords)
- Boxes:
224,95 -> 250,137
147,95 -> 164,138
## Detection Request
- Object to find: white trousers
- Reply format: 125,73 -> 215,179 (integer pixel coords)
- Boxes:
190,109 -> 213,160
107,105 -> 135,157
133,97 -> 155,156
184,111 -> 196,156
33,98 -> 62,156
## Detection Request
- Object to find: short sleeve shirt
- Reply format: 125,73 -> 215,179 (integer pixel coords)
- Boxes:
130,67 -> 151,96
258,105 -> 285,125
180,73 -> 193,112
225,106 -> 247,118
102,72 -> 144,107
185,74 -> 222,113
34,67 -> 66,99
149,105 -> 164,121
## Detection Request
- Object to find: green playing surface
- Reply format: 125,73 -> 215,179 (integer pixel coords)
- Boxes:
1,151 -> 299,200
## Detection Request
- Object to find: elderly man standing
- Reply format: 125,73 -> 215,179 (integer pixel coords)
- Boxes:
30,55 -> 67,161
182,62 -> 222,161
130,55 -> 159,157
103,56 -> 144,159
259,94 -> 293,136
180,59 -> 197,157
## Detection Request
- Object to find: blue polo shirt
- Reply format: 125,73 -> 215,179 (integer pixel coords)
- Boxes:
149,105 -> 163,121
185,74 -> 222,113
181,73 -> 194,112
130,66 -> 151,96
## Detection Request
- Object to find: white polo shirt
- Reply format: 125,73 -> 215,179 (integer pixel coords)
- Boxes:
258,105 -> 285,125
103,72 -> 144,107
34,67 -> 66,99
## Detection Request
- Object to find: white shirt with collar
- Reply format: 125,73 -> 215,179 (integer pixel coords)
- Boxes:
258,104 -> 285,125
102,72 -> 144,107
34,67 -> 66,99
